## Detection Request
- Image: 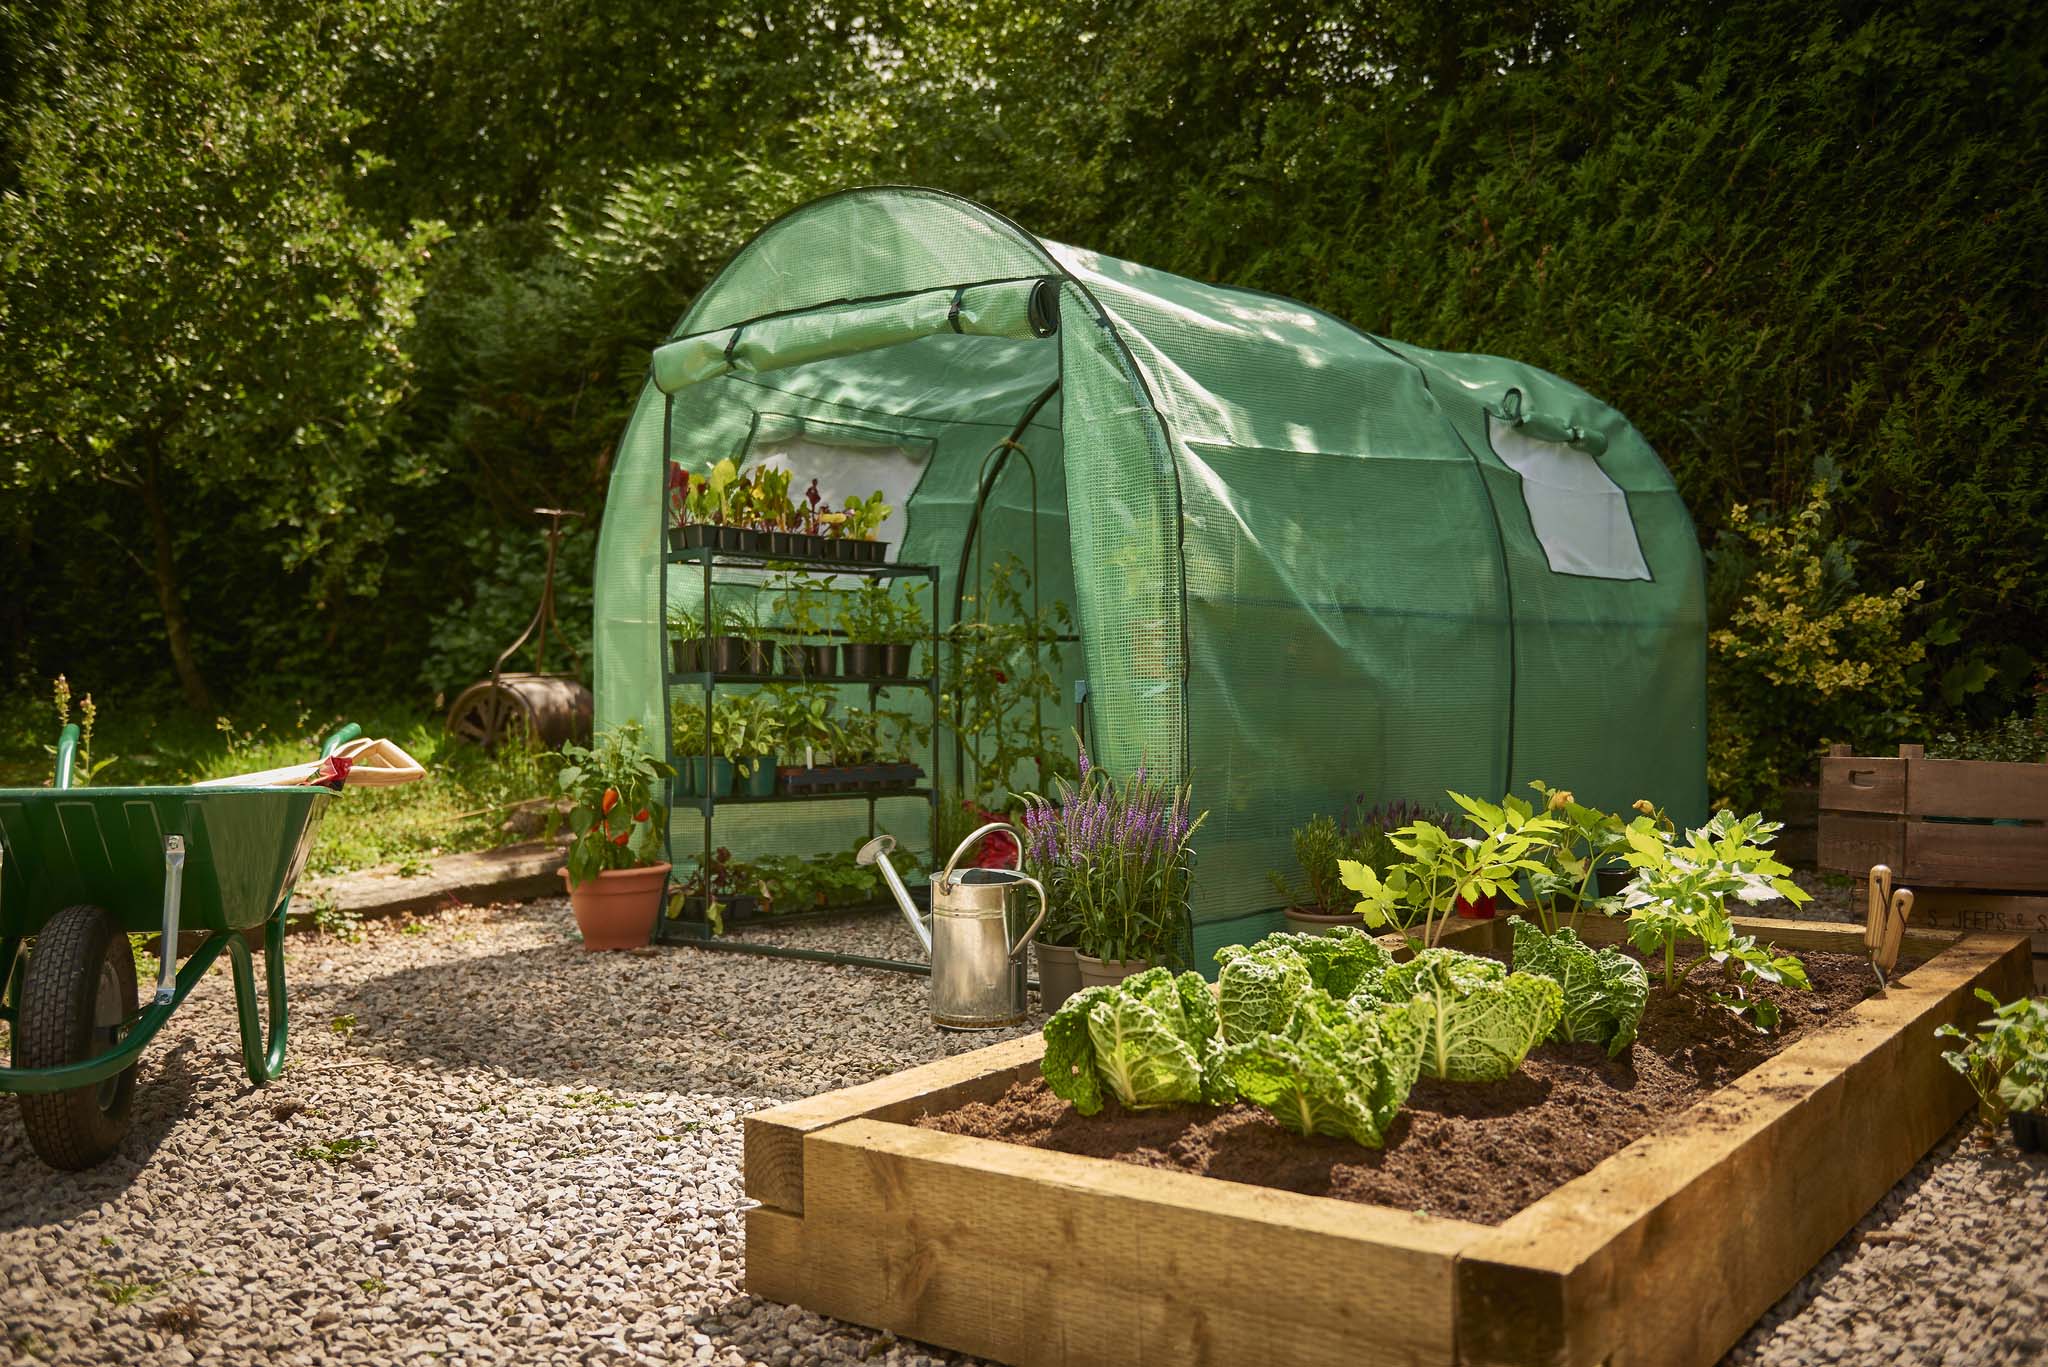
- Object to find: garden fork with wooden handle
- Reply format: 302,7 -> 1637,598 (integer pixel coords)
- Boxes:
1865,864 -> 1915,990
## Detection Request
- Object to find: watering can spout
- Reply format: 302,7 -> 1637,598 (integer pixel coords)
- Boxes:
857,834 -> 931,954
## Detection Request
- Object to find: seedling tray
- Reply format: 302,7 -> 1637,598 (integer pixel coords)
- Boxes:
742,916 -> 2030,1367
779,763 -> 924,795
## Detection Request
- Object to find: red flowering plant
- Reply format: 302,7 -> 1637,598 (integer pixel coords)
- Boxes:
552,721 -> 673,886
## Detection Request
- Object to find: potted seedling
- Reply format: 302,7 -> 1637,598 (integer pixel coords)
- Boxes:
1269,813 -> 1367,932
668,465 -> 703,552
697,457 -> 740,550
714,597 -> 776,677
671,698 -> 732,797
667,603 -> 705,675
839,580 -> 893,677
749,466 -> 795,556
552,722 -> 673,950
722,691 -> 784,798
776,692 -> 841,792
838,490 -> 892,562
669,701 -> 704,797
776,572 -> 837,678
880,582 -> 925,678
795,479 -> 829,559
1938,990 -> 2048,1152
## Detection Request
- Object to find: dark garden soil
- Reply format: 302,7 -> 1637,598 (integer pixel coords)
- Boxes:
917,947 -> 1896,1225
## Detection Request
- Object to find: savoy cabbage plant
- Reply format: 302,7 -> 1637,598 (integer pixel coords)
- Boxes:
1509,916 -> 1651,1059
1214,925 -> 1394,1038
1041,968 -> 1234,1115
1222,988 -> 1421,1147
1362,949 -> 1564,1083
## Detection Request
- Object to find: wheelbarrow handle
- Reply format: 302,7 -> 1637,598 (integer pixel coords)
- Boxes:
320,722 -> 363,759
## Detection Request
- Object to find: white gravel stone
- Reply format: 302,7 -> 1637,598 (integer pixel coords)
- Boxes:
3,896 -> 2042,1365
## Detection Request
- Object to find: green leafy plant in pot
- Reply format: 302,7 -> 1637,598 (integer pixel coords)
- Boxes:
720,691 -> 783,797
836,490 -> 891,562
838,579 -> 893,677
1019,743 -> 1205,987
1937,990 -> 2048,1152
553,722 -> 673,950
667,603 -> 704,675
776,572 -> 838,678
879,581 -> 926,678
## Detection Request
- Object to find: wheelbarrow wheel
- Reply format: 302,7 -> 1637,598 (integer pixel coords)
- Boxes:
14,905 -> 139,1170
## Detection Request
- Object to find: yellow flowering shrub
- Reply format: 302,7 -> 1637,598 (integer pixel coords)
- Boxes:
1708,484 -> 1924,809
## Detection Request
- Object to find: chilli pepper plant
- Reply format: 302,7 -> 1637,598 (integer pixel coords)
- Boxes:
553,722 -> 672,886
1019,744 -> 1206,966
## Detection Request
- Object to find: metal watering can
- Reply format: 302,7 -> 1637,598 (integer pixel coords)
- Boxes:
858,824 -> 1048,1030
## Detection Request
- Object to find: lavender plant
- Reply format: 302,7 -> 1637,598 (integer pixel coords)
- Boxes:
1019,745 -> 1206,967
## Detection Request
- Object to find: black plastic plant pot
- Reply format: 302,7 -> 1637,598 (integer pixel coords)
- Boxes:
707,636 -> 749,675
823,537 -> 854,563
739,640 -> 774,676
667,526 -> 695,553
842,642 -> 884,677
768,531 -> 793,556
2013,1110 -> 2047,1153
861,539 -> 887,564
671,638 -> 704,675
779,643 -> 810,677
802,644 -> 839,678
879,643 -> 914,679
734,528 -> 768,554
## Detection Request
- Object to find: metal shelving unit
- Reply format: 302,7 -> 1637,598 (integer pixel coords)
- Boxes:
656,541 -> 941,941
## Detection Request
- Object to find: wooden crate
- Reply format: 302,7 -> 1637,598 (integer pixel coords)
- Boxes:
1819,742 -> 2048,988
743,918 -> 2030,1367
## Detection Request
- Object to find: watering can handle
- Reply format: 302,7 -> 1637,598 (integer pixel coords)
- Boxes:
941,822 -> 1022,880
1007,872 -> 1050,961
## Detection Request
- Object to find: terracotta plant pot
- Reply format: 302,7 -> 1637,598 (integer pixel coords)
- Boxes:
561,862 -> 669,951
1282,906 -> 1366,935
1076,953 -> 1151,988
1035,943 -> 1083,1011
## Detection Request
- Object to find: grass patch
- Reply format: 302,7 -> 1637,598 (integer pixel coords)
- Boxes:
560,1090 -> 637,1112
0,697 -> 555,878
90,1276 -> 168,1307
295,1136 -> 377,1163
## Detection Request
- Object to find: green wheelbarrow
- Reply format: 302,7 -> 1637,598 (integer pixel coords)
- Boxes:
0,721 -> 360,1169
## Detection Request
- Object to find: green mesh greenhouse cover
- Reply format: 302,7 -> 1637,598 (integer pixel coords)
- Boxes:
595,186 -> 1707,964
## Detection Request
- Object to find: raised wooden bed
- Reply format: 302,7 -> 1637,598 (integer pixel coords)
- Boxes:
743,916 -> 2029,1367
1820,742 -> 2048,988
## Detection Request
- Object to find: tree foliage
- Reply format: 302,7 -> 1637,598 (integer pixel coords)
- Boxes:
0,0 -> 2041,801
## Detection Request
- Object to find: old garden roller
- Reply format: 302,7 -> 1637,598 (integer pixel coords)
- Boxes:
860,824 -> 1048,1030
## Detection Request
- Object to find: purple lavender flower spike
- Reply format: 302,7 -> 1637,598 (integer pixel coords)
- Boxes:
1077,745 -> 1092,780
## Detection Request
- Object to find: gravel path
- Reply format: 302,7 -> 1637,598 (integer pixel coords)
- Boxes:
3,897 -> 2042,1366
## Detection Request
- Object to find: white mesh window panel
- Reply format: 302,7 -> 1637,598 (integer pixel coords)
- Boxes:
744,432 -> 927,551
1486,414 -> 1651,581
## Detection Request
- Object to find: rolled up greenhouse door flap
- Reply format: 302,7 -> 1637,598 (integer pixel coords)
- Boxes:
651,277 -> 1061,394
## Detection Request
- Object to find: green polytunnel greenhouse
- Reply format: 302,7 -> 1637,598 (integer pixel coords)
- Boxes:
594,185 -> 1707,963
